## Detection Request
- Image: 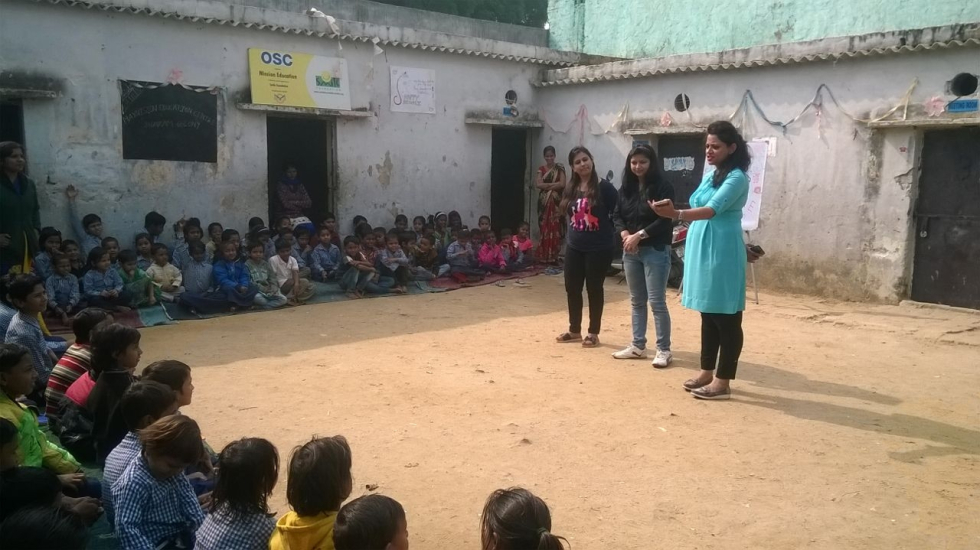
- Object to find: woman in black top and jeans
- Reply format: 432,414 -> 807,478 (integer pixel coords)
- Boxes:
556,146 -> 619,348
611,145 -> 676,367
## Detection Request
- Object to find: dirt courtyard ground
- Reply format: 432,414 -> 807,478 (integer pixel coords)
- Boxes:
135,274 -> 979,549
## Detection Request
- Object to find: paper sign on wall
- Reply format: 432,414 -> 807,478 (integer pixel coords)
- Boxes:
248,48 -> 351,110
664,156 -> 696,171
701,139 -> 769,231
390,67 -> 435,114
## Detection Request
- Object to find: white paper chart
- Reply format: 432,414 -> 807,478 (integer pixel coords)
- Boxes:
390,67 -> 435,114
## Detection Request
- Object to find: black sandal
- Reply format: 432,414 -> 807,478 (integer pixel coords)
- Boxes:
556,332 -> 582,343
582,334 -> 599,348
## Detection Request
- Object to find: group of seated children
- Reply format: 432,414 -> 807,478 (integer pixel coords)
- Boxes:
26,188 -> 539,312
339,211 -> 536,298
0,329 -> 569,549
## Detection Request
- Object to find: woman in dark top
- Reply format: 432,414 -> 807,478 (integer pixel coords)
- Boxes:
0,142 -> 41,276
555,146 -> 618,348
612,145 -> 676,367
275,162 -> 315,235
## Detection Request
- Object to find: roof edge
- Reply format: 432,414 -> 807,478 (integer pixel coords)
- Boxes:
537,23 -> 980,86
26,0 -> 601,67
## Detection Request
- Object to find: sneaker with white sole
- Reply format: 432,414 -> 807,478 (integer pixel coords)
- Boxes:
612,345 -> 647,359
652,350 -> 673,368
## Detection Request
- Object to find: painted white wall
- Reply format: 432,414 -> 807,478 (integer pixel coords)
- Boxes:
534,49 -> 977,301
1,1 -> 540,245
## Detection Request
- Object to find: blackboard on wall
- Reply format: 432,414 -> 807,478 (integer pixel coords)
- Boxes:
120,81 -> 218,163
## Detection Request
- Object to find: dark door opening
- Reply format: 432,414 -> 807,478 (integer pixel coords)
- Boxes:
266,116 -> 332,227
490,128 -> 527,233
0,100 -> 25,146
911,127 -> 980,309
657,135 -> 706,208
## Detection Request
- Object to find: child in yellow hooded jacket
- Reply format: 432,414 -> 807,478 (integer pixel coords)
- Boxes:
270,435 -> 352,550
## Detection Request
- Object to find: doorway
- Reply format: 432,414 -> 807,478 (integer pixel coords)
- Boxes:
490,128 -> 527,233
266,116 -> 333,226
911,127 -> 980,309
657,134 -> 706,207
0,99 -> 25,145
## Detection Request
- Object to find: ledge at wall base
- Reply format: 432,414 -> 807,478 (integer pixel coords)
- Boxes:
900,300 -> 980,316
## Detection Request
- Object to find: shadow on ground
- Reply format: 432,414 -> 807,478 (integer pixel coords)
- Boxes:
670,352 -> 977,462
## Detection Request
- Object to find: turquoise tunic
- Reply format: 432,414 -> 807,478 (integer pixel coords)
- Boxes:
681,169 -> 749,314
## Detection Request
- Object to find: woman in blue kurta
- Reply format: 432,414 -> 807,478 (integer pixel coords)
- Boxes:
653,121 -> 751,400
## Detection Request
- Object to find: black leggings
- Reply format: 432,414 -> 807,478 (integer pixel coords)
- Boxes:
564,247 -> 614,335
700,312 -> 744,379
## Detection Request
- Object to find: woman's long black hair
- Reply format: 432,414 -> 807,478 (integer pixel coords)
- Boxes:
707,121 -> 750,187
560,146 -> 600,213
620,144 -> 664,199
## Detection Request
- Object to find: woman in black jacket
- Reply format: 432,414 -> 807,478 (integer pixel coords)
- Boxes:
611,145 -> 676,367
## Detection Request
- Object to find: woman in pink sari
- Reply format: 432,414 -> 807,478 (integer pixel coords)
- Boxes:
535,146 -> 566,264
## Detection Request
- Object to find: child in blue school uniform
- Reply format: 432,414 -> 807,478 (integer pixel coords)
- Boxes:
292,227 -> 314,269
59,240 -> 87,281
247,226 -> 276,260
212,241 -> 258,310
310,227 -> 341,281
45,254 -> 81,325
100,237 -> 121,270
65,185 -> 103,256
178,241 -> 231,315
142,360 -> 217,497
112,415 -> 206,549
101,380 -> 178,529
134,233 -> 154,272
172,222 -> 204,270
141,211 -> 167,245
196,438 -> 280,550
32,227 -> 62,281
446,229 -> 485,279
81,247 -> 131,311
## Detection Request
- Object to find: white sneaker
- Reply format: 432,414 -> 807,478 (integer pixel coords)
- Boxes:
652,350 -> 673,368
612,345 -> 647,359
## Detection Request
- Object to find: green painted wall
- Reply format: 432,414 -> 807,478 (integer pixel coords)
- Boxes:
548,0 -> 980,58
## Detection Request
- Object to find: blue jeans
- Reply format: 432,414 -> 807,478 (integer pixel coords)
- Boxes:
623,246 -> 671,351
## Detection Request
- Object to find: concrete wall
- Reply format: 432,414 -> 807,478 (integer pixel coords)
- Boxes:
533,49 -> 977,302
238,0 -> 549,46
548,0 -> 980,58
1,0 -> 540,244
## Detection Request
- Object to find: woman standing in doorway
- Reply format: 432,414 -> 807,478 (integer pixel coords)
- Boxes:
555,146 -> 618,348
612,145 -> 676,368
653,121 -> 750,400
535,146 -> 566,264
0,142 -> 41,276
275,162 -> 315,234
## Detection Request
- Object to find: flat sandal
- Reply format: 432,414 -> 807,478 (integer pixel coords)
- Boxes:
683,378 -> 710,392
691,386 -> 731,400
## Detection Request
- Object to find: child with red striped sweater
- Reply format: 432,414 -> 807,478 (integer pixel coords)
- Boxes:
42,309 -> 112,422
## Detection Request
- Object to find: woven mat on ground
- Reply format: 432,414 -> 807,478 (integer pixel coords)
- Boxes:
427,265 -> 548,290
43,269 -> 553,328
43,303 -> 173,334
